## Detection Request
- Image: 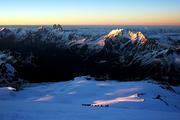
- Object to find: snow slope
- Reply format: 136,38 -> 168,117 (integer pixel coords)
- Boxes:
0,76 -> 180,120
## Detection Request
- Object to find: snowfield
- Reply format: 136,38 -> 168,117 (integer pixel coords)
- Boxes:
0,76 -> 180,120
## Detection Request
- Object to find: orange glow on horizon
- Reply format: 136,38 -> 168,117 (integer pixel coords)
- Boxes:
0,15 -> 180,26
0,0 -> 180,26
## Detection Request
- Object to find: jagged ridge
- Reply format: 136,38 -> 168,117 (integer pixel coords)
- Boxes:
0,26 -> 179,83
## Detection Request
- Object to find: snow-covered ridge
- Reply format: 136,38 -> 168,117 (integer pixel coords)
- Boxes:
0,26 -> 162,55
0,26 -> 173,49
0,26 -> 164,57
0,26 -> 172,49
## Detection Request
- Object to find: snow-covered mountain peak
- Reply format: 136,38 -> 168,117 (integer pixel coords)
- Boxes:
104,29 -> 124,39
0,27 -> 11,33
0,27 -> 6,32
103,29 -> 148,44
96,29 -> 149,48
128,31 -> 148,44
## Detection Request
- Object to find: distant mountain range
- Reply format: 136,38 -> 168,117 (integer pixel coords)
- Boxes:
0,26 -> 180,85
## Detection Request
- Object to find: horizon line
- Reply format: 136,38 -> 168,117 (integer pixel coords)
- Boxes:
0,24 -> 180,26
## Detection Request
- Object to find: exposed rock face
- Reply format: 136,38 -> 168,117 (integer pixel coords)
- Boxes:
53,24 -> 63,31
0,51 -> 24,89
0,26 -> 179,84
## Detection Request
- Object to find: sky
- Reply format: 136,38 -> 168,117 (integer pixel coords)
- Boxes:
0,0 -> 180,25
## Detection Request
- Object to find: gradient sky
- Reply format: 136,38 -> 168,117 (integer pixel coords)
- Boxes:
0,0 -> 180,25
